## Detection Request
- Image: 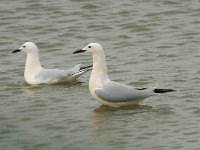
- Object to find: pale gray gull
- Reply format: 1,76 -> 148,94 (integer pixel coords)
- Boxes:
12,42 -> 92,85
73,43 -> 174,107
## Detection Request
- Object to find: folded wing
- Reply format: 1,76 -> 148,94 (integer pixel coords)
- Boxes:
95,81 -> 153,102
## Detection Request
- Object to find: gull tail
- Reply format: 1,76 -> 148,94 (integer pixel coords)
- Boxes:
154,89 -> 175,93
79,65 -> 93,72
67,64 -> 92,82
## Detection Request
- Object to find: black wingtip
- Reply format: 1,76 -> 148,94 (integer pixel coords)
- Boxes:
154,89 -> 175,93
80,65 -> 93,70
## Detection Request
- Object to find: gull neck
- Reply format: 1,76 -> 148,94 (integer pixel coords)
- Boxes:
90,50 -> 108,83
25,51 -> 42,76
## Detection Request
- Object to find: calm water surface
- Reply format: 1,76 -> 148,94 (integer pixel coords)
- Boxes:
1,0 -> 200,150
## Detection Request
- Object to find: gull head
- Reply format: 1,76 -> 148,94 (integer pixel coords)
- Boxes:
12,42 -> 38,54
73,43 -> 103,55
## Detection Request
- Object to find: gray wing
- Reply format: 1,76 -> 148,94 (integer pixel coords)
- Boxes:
35,69 -> 69,82
35,64 -> 84,83
95,81 -> 152,102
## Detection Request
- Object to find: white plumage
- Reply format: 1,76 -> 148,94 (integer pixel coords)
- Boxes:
13,42 -> 91,85
74,43 -> 174,107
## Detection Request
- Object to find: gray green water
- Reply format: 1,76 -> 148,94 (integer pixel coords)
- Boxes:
1,0 -> 200,149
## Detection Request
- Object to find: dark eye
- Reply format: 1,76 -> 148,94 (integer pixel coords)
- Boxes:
23,46 -> 26,48
88,46 -> 91,48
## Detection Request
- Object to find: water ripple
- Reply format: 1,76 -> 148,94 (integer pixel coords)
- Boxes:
1,0 -> 200,149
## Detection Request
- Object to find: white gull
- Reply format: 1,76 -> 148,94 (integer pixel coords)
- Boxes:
73,43 -> 174,107
12,42 -> 92,85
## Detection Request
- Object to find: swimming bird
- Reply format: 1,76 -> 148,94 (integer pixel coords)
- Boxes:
73,43 -> 174,107
12,42 -> 92,85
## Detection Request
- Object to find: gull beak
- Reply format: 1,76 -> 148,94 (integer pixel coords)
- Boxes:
12,49 -> 21,53
73,49 -> 86,54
